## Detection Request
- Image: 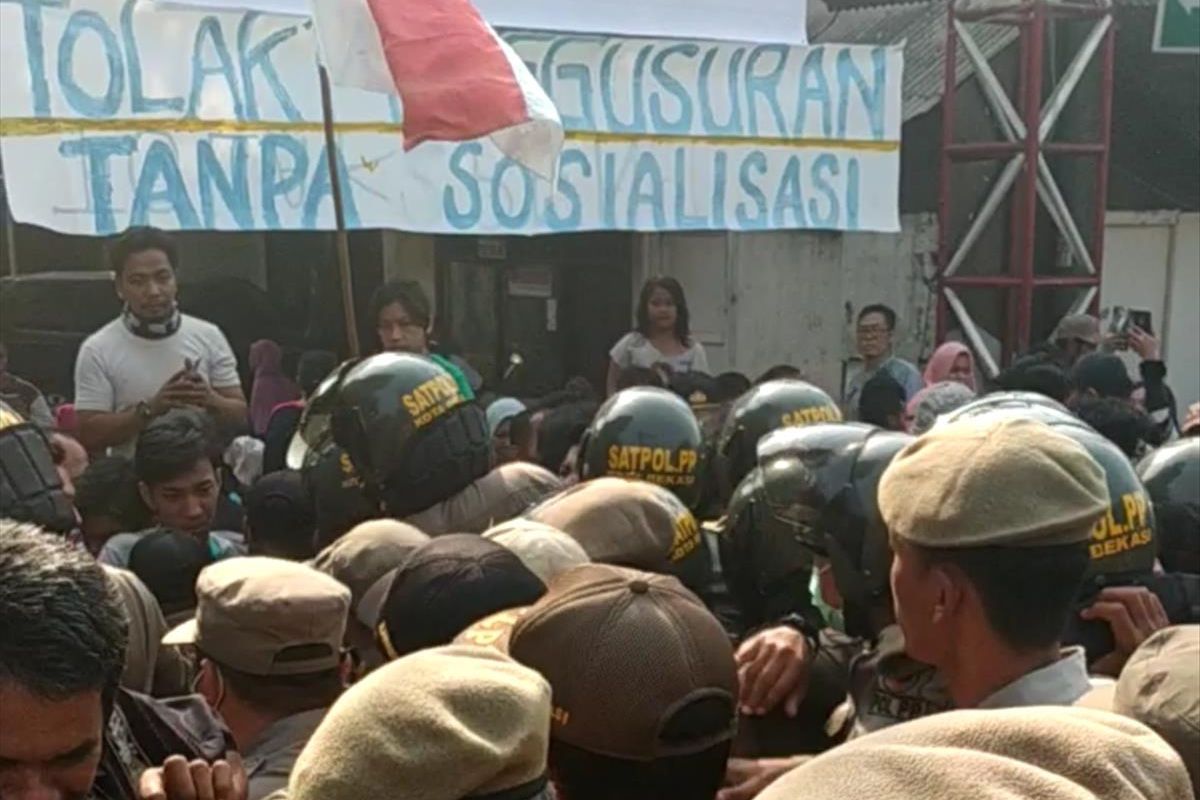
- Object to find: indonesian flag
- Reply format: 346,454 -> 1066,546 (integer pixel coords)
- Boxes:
310,0 -> 563,180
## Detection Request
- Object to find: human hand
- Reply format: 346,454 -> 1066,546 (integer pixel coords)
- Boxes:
718,756 -> 805,800
735,625 -> 813,717
139,753 -> 247,800
1183,402 -> 1200,436
1101,332 -> 1128,353
159,369 -> 214,411
1127,326 -> 1160,361
1081,586 -> 1170,677
149,369 -> 201,414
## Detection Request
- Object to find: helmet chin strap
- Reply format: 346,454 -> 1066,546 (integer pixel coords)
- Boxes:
122,303 -> 182,340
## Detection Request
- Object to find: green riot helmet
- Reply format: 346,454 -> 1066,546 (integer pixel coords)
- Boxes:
303,439 -> 377,550
753,422 -> 913,640
939,403 -> 1157,581
0,409 -> 76,534
720,465 -> 818,630
286,357 -> 359,470
715,380 -> 842,504
1136,438 -> 1199,574
578,386 -> 706,508
1138,438 -> 1200,509
331,353 -> 490,517
943,390 -> 1072,421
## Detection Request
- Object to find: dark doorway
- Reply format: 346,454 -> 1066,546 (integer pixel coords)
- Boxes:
435,234 -> 632,397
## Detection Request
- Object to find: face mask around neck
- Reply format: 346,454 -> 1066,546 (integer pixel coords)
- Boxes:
122,304 -> 181,339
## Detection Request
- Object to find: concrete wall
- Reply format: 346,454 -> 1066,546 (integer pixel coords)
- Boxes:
634,214 -> 938,398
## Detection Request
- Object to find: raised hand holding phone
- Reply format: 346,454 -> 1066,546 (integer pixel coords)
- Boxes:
160,359 -> 211,410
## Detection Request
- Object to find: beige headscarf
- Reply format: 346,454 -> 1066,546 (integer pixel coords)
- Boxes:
758,706 -> 1193,800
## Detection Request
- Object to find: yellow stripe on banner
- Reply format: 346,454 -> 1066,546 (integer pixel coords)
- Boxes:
571,130 -> 899,152
0,116 -> 900,152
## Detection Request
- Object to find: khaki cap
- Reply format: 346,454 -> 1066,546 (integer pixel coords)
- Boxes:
1076,625 -> 1200,790
457,563 -> 737,761
757,705 -> 1190,800
879,417 -> 1109,547
288,645 -> 551,800
525,477 -> 701,571
1053,313 -> 1101,345
310,518 -> 428,627
163,556 -> 350,676
482,518 -> 591,584
404,461 -> 563,536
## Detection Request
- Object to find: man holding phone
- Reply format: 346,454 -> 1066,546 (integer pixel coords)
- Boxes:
74,227 -> 247,455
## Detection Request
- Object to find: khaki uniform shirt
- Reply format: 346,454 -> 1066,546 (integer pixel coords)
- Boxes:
404,461 -> 561,535
244,708 -> 329,800
102,566 -> 191,697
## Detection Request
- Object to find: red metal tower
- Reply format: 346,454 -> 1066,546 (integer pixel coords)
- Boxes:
937,0 -> 1115,376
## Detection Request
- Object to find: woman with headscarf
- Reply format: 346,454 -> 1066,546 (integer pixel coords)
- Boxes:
248,340 -> 300,437
905,381 -> 976,435
922,341 -> 977,390
261,350 -> 339,474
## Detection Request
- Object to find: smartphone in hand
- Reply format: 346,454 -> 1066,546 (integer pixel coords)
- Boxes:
180,358 -> 205,387
1129,309 -> 1153,337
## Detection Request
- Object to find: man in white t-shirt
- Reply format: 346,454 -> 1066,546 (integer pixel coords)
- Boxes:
74,227 -> 247,455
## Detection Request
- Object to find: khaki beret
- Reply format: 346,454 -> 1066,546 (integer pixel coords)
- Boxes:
879,417 -> 1109,547
404,461 -> 562,535
482,518 -> 591,584
758,706 -> 1191,800
525,477 -> 701,571
310,518 -> 429,627
1077,625 -> 1200,792
288,644 -> 551,800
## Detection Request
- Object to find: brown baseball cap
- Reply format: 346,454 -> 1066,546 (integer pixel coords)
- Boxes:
310,518 -> 429,627
525,477 -> 702,572
163,556 -> 350,676
457,563 -> 737,761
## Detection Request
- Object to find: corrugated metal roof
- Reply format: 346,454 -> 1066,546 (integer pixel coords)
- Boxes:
823,0 -> 925,9
813,0 -> 1020,120
813,0 -> 1158,121
823,0 -> 1149,9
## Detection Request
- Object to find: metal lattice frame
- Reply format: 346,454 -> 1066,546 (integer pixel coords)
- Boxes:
937,0 -> 1115,377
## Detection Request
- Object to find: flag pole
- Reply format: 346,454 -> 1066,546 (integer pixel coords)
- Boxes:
317,64 -> 361,357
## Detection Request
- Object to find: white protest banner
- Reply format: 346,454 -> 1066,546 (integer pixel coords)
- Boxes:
478,0 -> 808,45
0,0 -> 903,236
153,0 -> 811,46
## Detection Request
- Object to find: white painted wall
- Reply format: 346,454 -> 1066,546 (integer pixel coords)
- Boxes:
1102,211 -> 1200,410
634,214 -> 938,399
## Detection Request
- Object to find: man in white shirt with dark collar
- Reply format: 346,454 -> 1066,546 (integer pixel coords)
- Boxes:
74,226 -> 247,455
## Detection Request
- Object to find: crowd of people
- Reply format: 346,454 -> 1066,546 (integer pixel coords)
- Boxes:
1,225 -> 1198,800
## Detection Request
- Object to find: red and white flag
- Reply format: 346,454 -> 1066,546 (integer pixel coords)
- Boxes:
310,0 -> 563,179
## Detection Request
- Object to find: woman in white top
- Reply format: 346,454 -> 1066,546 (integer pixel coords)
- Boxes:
606,276 -> 709,396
